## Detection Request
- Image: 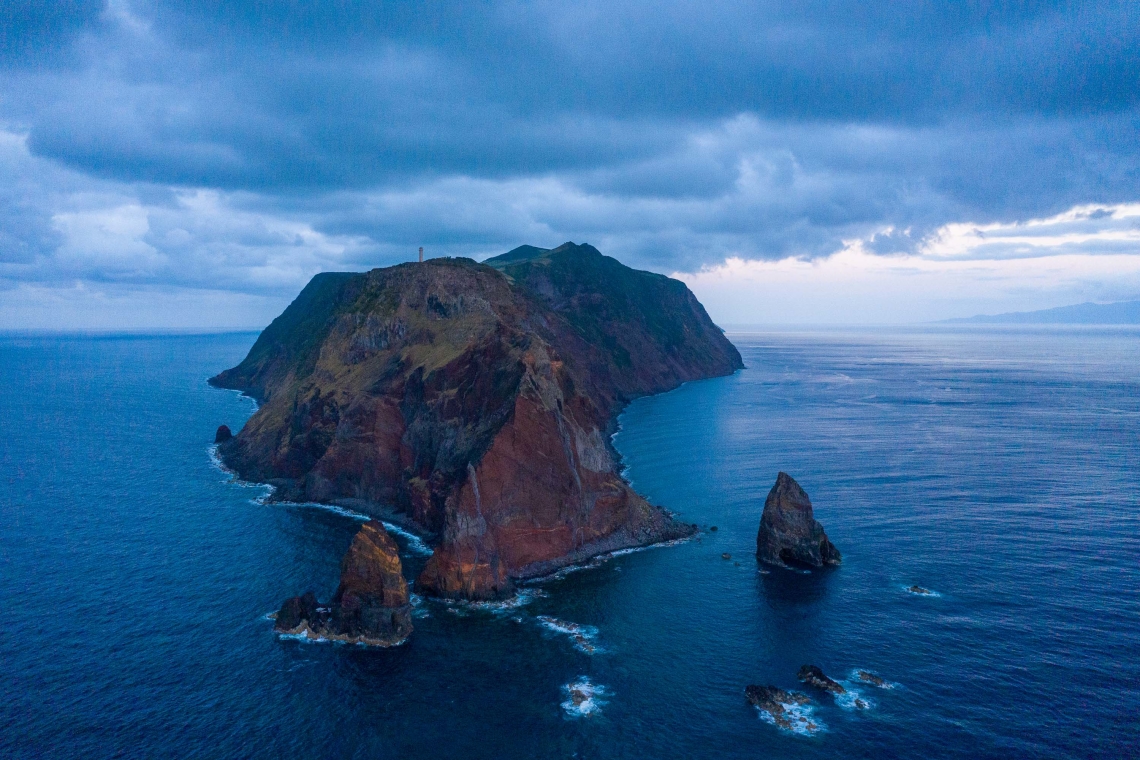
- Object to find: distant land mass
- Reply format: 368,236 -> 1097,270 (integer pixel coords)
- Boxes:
210,242 -> 743,600
941,299 -> 1140,325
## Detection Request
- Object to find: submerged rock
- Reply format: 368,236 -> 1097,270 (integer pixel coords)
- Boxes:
744,685 -> 813,731
907,585 -> 934,595
756,472 -> 841,568
274,521 -> 413,646
797,664 -> 846,695
214,425 -> 233,443
856,670 -> 887,687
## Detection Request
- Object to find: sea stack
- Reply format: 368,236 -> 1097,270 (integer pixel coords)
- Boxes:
274,521 -> 413,646
214,425 -> 232,443
756,472 -> 841,568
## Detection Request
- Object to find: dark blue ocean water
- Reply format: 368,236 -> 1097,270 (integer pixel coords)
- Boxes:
1,328 -> 1137,759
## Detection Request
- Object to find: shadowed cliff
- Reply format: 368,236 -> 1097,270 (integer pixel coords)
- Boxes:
211,242 -> 743,599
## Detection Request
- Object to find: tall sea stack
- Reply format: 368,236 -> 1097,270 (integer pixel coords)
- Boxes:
211,242 -> 743,600
756,472 -> 841,568
274,521 -> 413,646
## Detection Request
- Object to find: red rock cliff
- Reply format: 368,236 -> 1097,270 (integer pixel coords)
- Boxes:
212,243 -> 743,600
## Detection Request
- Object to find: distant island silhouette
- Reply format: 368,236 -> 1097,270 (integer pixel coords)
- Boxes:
941,299 -> 1140,325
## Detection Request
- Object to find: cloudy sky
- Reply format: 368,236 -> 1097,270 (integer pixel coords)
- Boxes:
1,1 -> 1139,328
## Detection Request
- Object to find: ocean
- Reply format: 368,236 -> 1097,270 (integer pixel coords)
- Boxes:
1,328 -> 1137,758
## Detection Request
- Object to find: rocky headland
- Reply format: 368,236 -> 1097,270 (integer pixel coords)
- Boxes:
274,520 -> 413,646
212,242 -> 742,600
756,472 -> 841,568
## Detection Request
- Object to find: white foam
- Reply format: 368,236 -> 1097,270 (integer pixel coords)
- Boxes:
381,522 -> 433,556
207,443 -> 226,472
833,684 -> 874,711
561,678 -> 607,717
849,669 -> 898,690
436,587 -> 550,617
525,535 -> 694,585
275,628 -> 409,648
277,630 -> 328,644
268,500 -> 370,521
209,450 -> 434,556
755,700 -> 824,735
208,446 -> 275,498
537,615 -> 603,654
210,384 -> 260,408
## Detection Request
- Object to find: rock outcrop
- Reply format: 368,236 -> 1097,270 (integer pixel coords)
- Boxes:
855,670 -> 887,687
214,425 -> 232,443
212,243 -> 742,600
756,472 -> 841,568
744,685 -> 813,731
274,521 -> 413,646
797,664 -> 845,695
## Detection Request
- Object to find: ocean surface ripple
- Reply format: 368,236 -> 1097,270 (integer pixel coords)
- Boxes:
1,328 -> 1137,758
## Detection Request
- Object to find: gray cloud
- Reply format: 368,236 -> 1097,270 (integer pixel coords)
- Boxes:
0,0 -> 1138,327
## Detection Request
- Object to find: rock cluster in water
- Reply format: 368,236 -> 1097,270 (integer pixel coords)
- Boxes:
756,472 -> 841,568
856,670 -> 886,687
274,521 -> 413,646
797,664 -> 845,695
744,685 -> 814,731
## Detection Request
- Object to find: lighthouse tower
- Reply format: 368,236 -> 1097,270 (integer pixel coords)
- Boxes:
418,246 -> 424,263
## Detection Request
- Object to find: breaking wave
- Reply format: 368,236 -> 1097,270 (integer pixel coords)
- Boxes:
561,678 -> 607,717
755,699 -> 824,736
380,522 -> 433,556
525,535 -> 694,584
537,616 -> 602,654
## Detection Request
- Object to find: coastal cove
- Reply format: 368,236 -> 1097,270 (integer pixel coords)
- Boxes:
2,327 -> 1138,758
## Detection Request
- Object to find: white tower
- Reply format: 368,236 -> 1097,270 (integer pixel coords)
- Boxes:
418,246 -> 424,263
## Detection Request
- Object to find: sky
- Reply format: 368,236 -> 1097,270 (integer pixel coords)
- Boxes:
1,1 -> 1139,328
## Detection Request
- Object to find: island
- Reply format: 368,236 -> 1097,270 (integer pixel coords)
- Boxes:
211,242 -> 743,600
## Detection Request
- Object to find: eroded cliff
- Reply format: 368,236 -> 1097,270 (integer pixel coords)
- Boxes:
212,242 -> 742,599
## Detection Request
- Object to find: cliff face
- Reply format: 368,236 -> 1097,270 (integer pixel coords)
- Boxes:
212,242 -> 742,599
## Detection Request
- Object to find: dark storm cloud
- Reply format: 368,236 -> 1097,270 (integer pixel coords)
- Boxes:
8,1 -> 1140,188
1,0 -> 1138,314
0,0 -> 106,66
